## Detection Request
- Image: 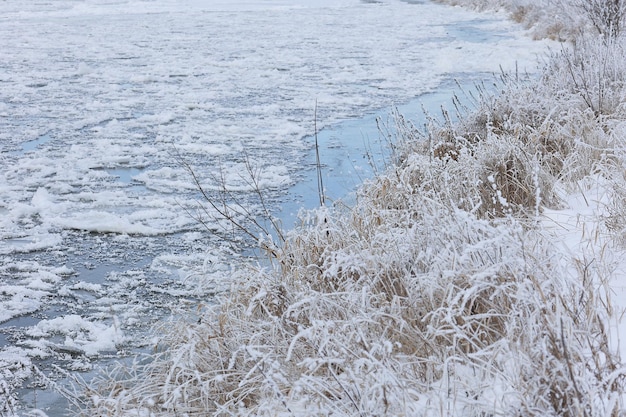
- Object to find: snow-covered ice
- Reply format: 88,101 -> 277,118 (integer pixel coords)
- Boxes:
0,0 -> 554,414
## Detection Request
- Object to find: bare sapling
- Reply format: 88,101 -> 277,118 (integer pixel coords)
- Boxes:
177,151 -> 284,260
576,0 -> 626,38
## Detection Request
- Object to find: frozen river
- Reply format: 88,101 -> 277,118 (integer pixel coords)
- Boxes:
0,0 -> 553,414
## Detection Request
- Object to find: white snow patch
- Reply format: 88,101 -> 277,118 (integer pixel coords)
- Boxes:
26,315 -> 125,357
0,286 -> 49,324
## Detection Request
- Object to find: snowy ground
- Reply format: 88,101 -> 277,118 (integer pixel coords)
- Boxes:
0,0 -> 554,414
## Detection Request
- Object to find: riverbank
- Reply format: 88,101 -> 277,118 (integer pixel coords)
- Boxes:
76,1 -> 626,417
1,1 -> 554,414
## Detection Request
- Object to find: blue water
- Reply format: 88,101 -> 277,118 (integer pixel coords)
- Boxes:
15,133 -> 54,155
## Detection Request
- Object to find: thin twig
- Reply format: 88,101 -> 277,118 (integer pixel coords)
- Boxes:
315,99 -> 326,206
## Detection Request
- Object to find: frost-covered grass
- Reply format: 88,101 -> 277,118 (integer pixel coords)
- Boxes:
437,0 -> 626,41
431,0 -> 570,41
71,6 -> 626,417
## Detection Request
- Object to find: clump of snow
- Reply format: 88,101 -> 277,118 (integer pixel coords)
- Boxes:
27,315 -> 125,358
0,286 -> 49,324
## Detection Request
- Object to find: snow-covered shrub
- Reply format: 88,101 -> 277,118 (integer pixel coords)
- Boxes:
389,82 -> 561,218
575,0 -> 626,38
401,34 -> 626,196
547,37 -> 626,116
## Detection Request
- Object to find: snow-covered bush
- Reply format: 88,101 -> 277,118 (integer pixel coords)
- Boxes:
575,0 -> 626,38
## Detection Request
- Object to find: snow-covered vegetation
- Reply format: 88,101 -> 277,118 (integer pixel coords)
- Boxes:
437,0 -> 626,41
62,1 -> 626,416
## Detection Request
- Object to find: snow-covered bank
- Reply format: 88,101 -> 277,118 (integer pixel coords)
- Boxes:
435,0 -> 623,41
66,3 -> 626,417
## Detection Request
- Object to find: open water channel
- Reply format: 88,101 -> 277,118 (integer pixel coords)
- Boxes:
0,0 -> 554,414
